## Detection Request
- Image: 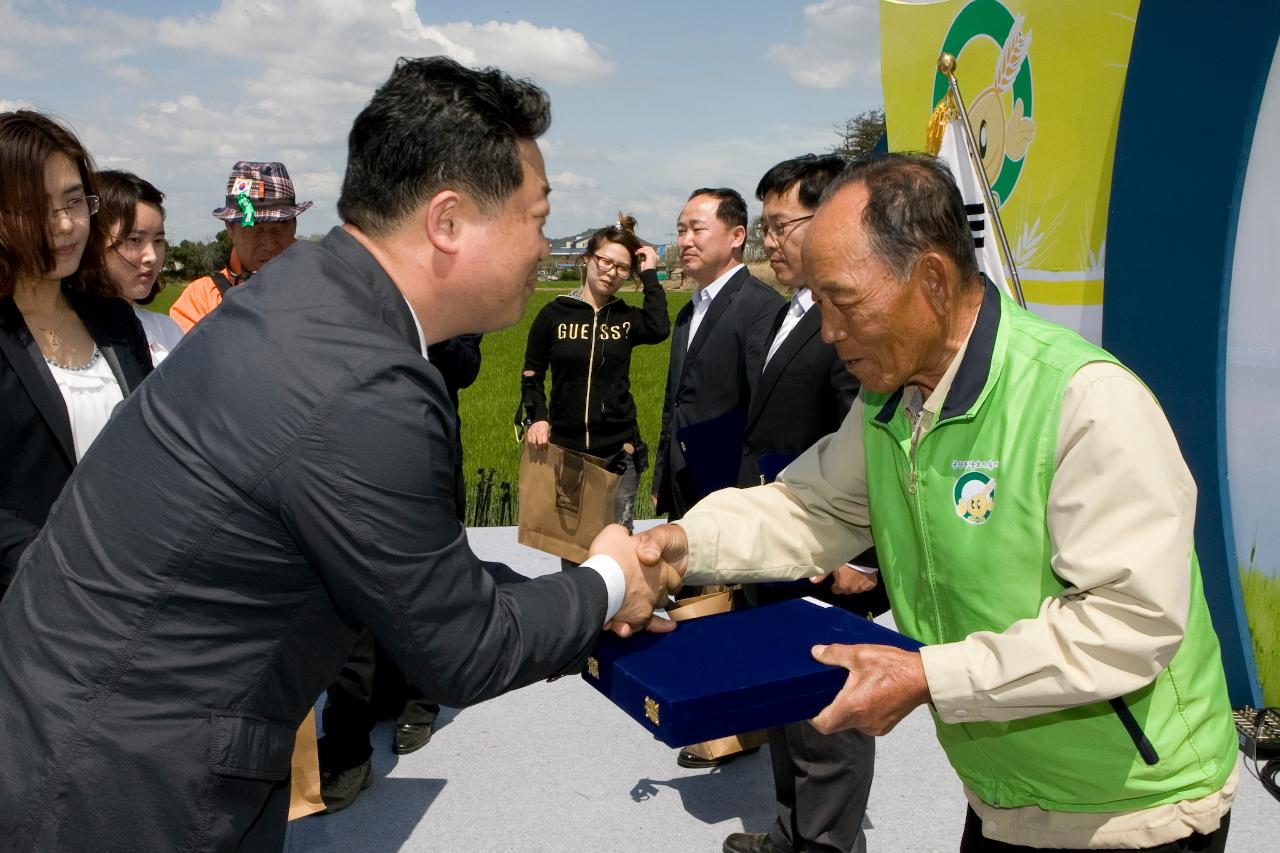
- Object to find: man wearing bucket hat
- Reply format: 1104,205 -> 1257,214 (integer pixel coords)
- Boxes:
168,161 -> 312,332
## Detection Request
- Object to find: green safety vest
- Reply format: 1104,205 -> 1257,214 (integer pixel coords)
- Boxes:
862,283 -> 1235,813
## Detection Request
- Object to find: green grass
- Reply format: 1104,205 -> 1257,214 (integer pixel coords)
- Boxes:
146,279 -> 186,315
459,288 -> 689,524
1239,566 -> 1280,706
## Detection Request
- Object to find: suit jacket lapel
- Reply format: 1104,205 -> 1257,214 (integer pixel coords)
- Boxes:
681,269 -> 745,385
0,298 -> 75,465
669,301 -> 692,383
747,307 -> 820,433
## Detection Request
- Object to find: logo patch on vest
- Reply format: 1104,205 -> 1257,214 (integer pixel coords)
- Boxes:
954,471 -> 996,525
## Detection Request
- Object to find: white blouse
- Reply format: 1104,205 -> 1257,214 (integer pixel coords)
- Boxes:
46,348 -> 125,461
132,304 -> 185,365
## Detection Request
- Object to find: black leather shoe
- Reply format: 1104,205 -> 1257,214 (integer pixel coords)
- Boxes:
676,745 -> 760,769
320,759 -> 372,814
393,721 -> 433,755
721,832 -> 798,853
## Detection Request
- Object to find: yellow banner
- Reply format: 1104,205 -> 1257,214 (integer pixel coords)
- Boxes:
880,0 -> 1138,337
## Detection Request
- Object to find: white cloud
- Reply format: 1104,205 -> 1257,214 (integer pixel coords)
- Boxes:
768,0 -> 880,90
549,171 -> 598,190
105,64 -> 147,84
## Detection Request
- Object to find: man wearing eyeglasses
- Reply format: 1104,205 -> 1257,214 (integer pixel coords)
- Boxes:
723,154 -> 878,853
652,187 -> 782,523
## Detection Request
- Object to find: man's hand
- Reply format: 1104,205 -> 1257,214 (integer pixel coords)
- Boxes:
587,524 -> 676,638
632,523 -> 690,582
809,644 -> 930,736
813,565 -> 878,595
524,420 -> 551,447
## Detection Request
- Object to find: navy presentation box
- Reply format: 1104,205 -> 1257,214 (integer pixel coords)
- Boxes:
582,597 -> 922,747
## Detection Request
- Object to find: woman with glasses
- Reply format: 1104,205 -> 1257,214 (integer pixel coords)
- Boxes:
0,110 -> 152,596
96,171 -> 183,364
520,213 -> 669,531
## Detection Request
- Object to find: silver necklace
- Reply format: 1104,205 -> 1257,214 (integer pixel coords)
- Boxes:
45,346 -> 102,372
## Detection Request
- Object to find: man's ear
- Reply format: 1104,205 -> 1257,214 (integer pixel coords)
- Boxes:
915,252 -> 952,318
730,224 -> 747,251
424,190 -> 464,255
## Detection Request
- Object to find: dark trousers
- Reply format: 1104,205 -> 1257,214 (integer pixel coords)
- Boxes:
959,807 -> 1230,853
319,630 -> 440,772
767,720 -> 874,853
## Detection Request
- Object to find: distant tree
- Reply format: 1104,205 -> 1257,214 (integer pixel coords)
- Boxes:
832,107 -> 886,159
213,229 -> 232,268
744,215 -> 767,263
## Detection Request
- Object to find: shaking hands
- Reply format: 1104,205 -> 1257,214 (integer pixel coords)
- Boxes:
587,523 -> 691,637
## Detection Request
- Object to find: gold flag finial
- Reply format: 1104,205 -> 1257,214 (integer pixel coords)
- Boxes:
938,52 -> 957,77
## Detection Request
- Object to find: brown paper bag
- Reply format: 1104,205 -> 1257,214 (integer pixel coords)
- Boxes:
666,587 -> 768,760
287,710 -> 325,820
517,442 -> 621,563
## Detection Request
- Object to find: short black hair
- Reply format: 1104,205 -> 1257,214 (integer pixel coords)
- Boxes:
755,153 -> 847,210
95,170 -> 168,304
823,153 -> 979,283
687,186 -> 747,231
338,56 -> 551,235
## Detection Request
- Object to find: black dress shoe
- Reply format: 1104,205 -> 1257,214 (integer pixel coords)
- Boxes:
320,759 -> 372,814
393,721 -> 433,755
676,745 -> 760,769
721,831 -> 798,853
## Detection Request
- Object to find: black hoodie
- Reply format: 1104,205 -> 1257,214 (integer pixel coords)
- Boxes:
521,268 -> 670,464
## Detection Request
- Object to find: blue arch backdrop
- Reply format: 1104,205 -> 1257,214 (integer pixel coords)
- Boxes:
1104,0 -> 1280,706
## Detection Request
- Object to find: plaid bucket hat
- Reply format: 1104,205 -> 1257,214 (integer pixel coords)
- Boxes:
211,161 -> 313,224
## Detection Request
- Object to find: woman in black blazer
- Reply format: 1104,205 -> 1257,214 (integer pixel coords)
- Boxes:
0,110 -> 152,593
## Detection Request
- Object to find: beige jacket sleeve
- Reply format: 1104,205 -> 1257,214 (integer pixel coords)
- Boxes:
677,363 -> 1198,725
922,362 -> 1197,722
676,398 -> 875,584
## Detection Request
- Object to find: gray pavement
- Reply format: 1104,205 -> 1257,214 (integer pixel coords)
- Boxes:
284,524 -> 1275,852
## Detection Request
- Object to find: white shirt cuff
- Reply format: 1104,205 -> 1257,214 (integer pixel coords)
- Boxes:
579,554 -> 626,623
845,562 -> 879,574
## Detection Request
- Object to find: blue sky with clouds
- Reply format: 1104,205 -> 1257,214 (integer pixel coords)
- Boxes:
1,0 -> 883,243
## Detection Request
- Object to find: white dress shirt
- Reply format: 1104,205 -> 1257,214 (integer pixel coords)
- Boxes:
132,305 -> 185,366
688,263 -> 744,349
764,287 -> 813,367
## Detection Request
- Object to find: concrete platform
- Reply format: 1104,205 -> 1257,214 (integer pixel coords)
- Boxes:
284,525 -> 1275,852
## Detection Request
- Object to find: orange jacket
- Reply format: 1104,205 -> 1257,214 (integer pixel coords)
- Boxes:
169,250 -> 247,333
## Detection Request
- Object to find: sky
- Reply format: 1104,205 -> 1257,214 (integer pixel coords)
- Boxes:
0,0 -> 885,244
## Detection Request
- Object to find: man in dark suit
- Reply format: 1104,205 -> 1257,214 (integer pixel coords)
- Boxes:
650,187 -> 782,771
652,187 -> 782,521
0,57 -> 669,852
723,155 -> 879,853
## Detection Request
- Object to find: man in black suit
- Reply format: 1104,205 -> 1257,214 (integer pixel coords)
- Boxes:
723,155 -> 879,853
652,187 -> 782,521
0,57 -> 670,852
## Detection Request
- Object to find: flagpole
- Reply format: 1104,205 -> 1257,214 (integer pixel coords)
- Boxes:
937,52 -> 1026,308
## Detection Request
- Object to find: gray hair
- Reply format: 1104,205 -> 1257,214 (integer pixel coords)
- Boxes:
821,152 -> 979,284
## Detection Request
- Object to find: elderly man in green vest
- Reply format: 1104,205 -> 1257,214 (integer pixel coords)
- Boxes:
627,153 -> 1237,852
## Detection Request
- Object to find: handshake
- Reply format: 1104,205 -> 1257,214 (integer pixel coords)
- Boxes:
587,523 -> 690,638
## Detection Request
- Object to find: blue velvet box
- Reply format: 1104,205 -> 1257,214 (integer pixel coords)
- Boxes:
582,597 -> 922,747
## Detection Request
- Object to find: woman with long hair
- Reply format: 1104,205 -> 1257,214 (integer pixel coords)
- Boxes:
520,213 -> 669,531
0,110 -> 152,593
95,170 -> 183,364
